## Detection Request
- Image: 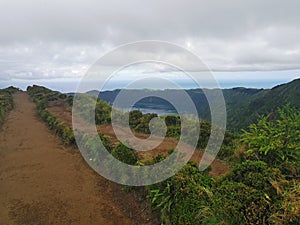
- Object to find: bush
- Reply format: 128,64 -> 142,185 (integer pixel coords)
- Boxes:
129,110 -> 143,129
95,100 -> 112,125
61,126 -> 75,145
148,162 -> 215,225
222,160 -> 283,193
214,181 -> 273,224
269,179 -> 300,224
0,87 -> 18,124
164,115 -> 181,126
242,105 -> 300,177
111,143 -> 137,165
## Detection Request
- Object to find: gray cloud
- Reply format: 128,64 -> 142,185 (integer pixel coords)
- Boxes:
0,0 -> 300,81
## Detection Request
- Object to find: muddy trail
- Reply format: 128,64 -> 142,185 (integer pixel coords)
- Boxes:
0,92 -> 158,225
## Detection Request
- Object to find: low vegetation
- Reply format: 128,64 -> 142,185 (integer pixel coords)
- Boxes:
99,78 -> 300,132
147,105 -> 299,224
27,85 -> 76,146
28,85 -> 300,225
0,86 -> 19,124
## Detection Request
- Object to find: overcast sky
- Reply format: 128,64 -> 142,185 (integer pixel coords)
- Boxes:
0,0 -> 300,91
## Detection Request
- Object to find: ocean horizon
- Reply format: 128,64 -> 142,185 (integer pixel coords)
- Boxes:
1,75 -> 299,93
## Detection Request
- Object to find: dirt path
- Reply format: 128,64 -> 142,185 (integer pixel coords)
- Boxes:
48,101 -> 231,178
0,92 -> 157,225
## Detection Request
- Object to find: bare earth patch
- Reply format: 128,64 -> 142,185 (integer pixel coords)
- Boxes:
0,92 -> 158,225
47,99 -> 231,178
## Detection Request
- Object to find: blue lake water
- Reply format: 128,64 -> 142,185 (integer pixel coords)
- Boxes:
117,102 -> 178,116
131,105 -> 177,116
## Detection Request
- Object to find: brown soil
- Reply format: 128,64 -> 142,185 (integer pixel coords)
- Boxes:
47,100 -> 231,178
0,92 -> 159,225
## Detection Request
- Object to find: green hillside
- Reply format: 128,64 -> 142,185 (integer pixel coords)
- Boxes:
98,78 -> 300,132
229,78 -> 300,131
26,84 -> 300,224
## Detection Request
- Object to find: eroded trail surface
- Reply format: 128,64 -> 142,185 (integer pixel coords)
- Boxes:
0,92 -> 157,225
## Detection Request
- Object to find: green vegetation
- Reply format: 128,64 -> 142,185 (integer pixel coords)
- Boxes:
28,85 -> 299,225
95,100 -> 112,124
76,89 -> 237,161
39,109 -> 76,145
147,105 -> 299,224
27,85 -> 76,146
27,85 -> 68,109
99,78 -> 300,132
73,92 -> 112,125
111,142 -> 138,165
127,111 -> 237,160
148,162 -> 215,225
228,79 -> 300,132
129,110 -> 158,134
242,105 -> 300,177
0,86 -> 19,125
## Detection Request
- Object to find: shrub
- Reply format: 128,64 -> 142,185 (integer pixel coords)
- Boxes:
165,115 -> 181,126
148,162 -> 215,225
95,100 -> 112,125
61,126 -> 75,145
269,179 -> 300,224
242,105 -> 300,177
214,181 -> 273,225
222,160 -> 283,193
129,110 -> 143,129
111,143 -> 137,165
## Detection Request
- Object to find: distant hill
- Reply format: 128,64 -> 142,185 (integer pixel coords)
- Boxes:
94,78 -> 300,132
230,78 -> 300,130
86,90 -> 100,96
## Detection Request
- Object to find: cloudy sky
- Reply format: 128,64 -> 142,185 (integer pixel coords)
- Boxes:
0,0 -> 300,91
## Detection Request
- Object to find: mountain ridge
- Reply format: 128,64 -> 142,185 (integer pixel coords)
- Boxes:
92,78 -> 299,131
